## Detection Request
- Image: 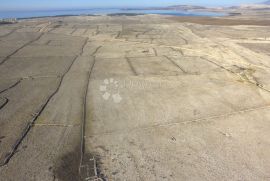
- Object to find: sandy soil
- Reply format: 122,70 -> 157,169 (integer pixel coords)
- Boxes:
0,13 -> 270,181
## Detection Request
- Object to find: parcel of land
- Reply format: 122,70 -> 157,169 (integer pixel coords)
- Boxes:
0,12 -> 270,181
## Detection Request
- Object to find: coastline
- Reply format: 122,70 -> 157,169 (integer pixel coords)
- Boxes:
0,8 -> 225,19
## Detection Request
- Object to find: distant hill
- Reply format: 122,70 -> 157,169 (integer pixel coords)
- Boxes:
124,3 -> 270,12
167,5 -> 206,10
263,0 -> 270,4
122,5 -> 207,11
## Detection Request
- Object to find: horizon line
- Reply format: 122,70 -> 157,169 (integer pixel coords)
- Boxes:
0,3 -> 256,12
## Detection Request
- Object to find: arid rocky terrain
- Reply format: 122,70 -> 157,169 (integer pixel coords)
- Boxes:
0,13 -> 270,180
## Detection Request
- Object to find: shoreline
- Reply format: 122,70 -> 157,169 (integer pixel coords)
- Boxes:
0,9 -> 226,20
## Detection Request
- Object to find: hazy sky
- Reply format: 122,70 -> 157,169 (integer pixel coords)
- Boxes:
0,0 -> 264,11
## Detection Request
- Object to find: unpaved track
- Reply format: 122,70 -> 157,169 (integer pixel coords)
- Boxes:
0,14 -> 270,180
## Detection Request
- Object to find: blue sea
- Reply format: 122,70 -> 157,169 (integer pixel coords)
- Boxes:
0,8 -> 225,19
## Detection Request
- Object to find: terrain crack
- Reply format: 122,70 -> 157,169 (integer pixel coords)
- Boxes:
0,97 -> 8,110
88,104 -> 270,137
152,48 -> 158,56
92,46 -> 102,56
80,37 -> 90,56
0,78 -> 22,94
96,25 -> 100,35
38,21 -> 52,33
71,28 -> 77,35
200,56 -> 270,93
181,36 -> 188,44
164,55 -> 187,73
83,29 -> 88,35
0,27 -> 21,39
79,47 -> 104,180
0,54 -> 78,167
170,47 -> 184,55
116,31 -> 121,39
126,57 -> 138,76
0,33 -> 44,66
34,123 -> 80,127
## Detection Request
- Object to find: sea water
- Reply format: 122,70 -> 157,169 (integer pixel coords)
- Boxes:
0,8 -> 225,19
